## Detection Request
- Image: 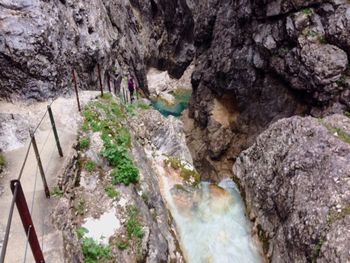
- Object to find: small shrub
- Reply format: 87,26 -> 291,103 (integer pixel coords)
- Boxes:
81,237 -> 110,263
126,205 -> 143,239
141,192 -> 149,203
345,112 -> 350,118
303,30 -> 317,38
81,122 -> 90,132
336,76 -> 346,86
115,127 -> 131,148
0,154 -> 5,172
110,164 -> 139,186
85,160 -> 96,172
116,240 -> 128,250
101,93 -> 113,101
334,127 -> 350,144
301,8 -> 313,15
313,239 -> 324,261
76,227 -> 110,262
51,186 -> 64,198
75,199 -> 86,215
164,156 -> 182,170
319,35 -> 327,44
79,137 -> 90,150
180,167 -> 200,187
105,185 -> 119,199
76,227 -> 89,240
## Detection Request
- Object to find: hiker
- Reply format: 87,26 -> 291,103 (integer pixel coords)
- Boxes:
128,78 -> 135,102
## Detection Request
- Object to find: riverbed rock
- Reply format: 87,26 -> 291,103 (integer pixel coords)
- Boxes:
130,109 -> 193,162
233,114 -> 350,262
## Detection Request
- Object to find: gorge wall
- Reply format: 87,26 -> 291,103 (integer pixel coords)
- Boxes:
1,1 -> 350,262
187,0 -> 350,180
0,0 -> 194,100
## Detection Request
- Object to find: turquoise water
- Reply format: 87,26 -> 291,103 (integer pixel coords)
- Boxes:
162,178 -> 263,263
152,90 -> 191,117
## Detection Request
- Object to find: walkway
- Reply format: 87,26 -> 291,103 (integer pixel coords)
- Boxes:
0,91 -> 99,263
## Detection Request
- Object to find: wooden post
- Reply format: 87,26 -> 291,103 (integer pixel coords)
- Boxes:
72,69 -> 81,112
30,130 -> 50,198
97,64 -> 104,97
10,180 -> 45,263
47,105 -> 63,157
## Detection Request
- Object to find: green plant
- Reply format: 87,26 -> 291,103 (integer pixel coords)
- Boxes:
79,137 -> 90,150
126,205 -> 143,239
115,127 -> 131,148
137,101 -> 151,110
85,160 -> 96,172
180,168 -> 200,187
274,47 -> 289,57
105,185 -> 119,199
303,30 -> 317,38
313,239 -> 324,262
345,112 -> 350,118
321,121 -> 350,145
164,157 -> 200,186
141,192 -> 149,203
116,240 -> 128,250
336,76 -> 346,86
101,92 -> 113,101
319,35 -> 327,44
81,122 -> 90,132
164,156 -> 182,170
75,199 -> 86,215
76,227 -> 110,263
301,7 -> 313,15
101,138 -> 139,186
76,227 -> 89,240
125,104 -> 136,116
334,127 -> 350,144
51,186 -> 64,198
327,207 -> 350,225
0,154 -> 5,172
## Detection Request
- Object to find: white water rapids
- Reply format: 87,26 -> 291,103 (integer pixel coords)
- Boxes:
161,176 -> 262,263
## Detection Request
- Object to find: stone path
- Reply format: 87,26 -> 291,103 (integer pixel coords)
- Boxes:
0,91 -> 99,263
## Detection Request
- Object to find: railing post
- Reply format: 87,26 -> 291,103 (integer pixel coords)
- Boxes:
97,64 -> 104,97
47,105 -> 63,157
30,130 -> 50,198
0,182 -> 19,263
10,180 -> 45,263
72,69 -> 81,112
107,73 -> 111,93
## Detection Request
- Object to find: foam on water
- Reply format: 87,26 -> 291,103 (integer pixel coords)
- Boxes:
163,177 -> 262,263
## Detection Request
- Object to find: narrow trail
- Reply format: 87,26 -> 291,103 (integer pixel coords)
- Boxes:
0,91 -> 99,263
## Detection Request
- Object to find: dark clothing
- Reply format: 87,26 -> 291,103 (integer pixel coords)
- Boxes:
128,78 -> 135,101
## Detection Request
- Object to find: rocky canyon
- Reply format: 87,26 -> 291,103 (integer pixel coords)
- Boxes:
0,0 -> 350,262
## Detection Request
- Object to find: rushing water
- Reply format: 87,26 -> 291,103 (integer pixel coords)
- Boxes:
152,90 -> 191,117
161,176 -> 262,263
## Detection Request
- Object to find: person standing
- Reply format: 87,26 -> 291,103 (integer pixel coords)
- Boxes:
128,78 -> 135,102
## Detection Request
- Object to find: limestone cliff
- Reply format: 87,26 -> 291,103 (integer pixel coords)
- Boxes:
0,0 -> 194,100
233,114 -> 350,262
188,0 -> 350,180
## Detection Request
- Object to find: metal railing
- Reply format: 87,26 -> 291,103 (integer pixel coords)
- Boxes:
0,64 -> 141,263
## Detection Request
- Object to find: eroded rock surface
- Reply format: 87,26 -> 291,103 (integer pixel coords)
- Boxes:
233,114 -> 350,263
187,0 -> 350,180
0,0 -> 194,100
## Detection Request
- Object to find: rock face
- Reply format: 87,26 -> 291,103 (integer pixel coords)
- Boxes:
233,114 -> 350,263
187,0 -> 350,180
0,0 -> 194,100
